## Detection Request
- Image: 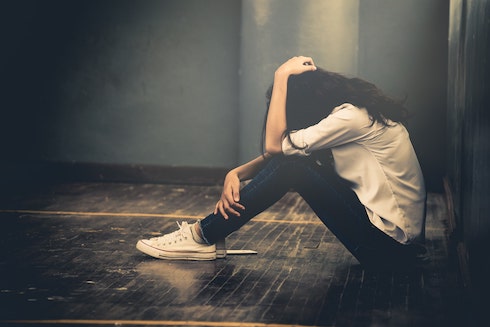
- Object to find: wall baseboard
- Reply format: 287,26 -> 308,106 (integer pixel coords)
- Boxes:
0,161 -> 229,186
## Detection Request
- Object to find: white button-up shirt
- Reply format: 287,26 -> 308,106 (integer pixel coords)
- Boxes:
282,103 -> 426,244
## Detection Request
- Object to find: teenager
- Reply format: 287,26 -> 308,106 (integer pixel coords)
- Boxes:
136,56 -> 427,271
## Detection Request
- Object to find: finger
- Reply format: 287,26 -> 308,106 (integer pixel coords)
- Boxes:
232,186 -> 240,202
218,202 -> 229,219
226,204 -> 241,217
301,57 -> 316,70
223,186 -> 235,202
301,56 -> 313,64
223,199 -> 243,217
232,201 -> 245,211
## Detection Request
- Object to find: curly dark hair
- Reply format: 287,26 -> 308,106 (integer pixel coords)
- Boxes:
261,67 -> 409,152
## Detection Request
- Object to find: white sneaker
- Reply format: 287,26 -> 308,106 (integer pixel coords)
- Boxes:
136,222 -> 216,260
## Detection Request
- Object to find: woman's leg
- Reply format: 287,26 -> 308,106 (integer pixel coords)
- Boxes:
137,155 -> 308,260
289,156 -> 425,270
200,154 -> 423,270
199,155 -> 298,244
138,153 -> 423,267
199,153 -> 367,248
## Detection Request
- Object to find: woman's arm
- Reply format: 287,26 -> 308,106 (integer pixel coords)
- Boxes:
215,56 -> 316,219
231,152 -> 272,181
264,56 -> 317,154
214,153 -> 272,219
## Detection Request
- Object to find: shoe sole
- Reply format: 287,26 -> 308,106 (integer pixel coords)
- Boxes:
136,240 -> 216,261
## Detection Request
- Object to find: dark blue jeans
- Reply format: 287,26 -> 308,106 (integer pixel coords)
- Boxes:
200,154 -> 425,271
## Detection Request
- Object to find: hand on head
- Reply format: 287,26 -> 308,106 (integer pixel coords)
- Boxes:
276,56 -> 317,77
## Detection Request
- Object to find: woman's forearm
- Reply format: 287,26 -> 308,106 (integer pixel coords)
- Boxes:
264,56 -> 317,154
230,153 -> 272,181
264,72 -> 289,154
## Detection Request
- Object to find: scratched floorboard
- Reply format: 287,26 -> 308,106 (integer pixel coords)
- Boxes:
0,182 -> 464,326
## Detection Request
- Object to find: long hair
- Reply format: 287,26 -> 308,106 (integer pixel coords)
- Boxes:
261,68 -> 409,152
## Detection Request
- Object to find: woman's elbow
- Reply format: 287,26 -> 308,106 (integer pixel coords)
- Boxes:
264,143 -> 283,155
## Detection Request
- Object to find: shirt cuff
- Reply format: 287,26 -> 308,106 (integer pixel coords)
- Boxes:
281,130 -> 310,156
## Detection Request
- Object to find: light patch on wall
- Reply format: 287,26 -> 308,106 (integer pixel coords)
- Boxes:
298,0 -> 359,75
252,0 -> 271,27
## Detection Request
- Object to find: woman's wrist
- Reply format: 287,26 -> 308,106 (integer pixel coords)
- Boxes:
274,69 -> 290,83
272,71 -> 289,99
227,169 -> 239,179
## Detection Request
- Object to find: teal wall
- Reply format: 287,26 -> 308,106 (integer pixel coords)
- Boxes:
2,0 -> 241,167
238,0 -> 359,162
1,0 -> 448,190
358,0 -> 448,191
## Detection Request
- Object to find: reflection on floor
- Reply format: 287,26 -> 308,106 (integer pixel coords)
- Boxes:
0,182 -> 465,326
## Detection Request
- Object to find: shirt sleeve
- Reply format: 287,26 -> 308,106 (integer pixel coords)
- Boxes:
282,105 -> 370,156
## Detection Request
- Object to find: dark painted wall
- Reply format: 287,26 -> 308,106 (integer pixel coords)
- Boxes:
358,0 -> 449,191
238,0 -> 360,162
447,0 -> 490,313
1,0 -> 448,192
1,0 -> 241,167
238,0 -> 448,192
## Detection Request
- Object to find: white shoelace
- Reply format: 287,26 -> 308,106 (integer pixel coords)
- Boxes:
151,221 -> 190,246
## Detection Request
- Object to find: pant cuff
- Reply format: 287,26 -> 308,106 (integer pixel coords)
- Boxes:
197,220 -> 212,245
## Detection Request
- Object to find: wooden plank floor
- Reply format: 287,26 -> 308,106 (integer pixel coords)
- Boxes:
0,182 -> 465,326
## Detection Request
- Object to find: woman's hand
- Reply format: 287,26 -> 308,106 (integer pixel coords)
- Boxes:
275,56 -> 317,78
264,56 -> 316,154
214,170 -> 245,219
